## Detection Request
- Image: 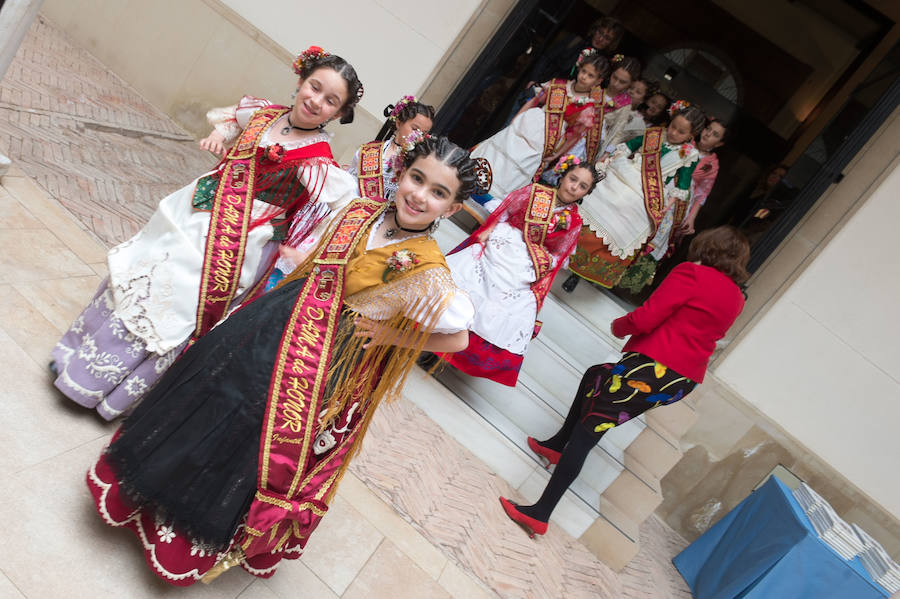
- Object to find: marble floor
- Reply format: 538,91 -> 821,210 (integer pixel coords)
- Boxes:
0,14 -> 694,599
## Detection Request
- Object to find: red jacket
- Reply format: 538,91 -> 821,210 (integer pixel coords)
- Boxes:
611,262 -> 744,382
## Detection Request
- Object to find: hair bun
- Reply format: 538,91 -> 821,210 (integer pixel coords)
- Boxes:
472,157 -> 492,196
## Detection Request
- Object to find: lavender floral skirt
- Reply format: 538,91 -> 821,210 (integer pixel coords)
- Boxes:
50,279 -> 188,420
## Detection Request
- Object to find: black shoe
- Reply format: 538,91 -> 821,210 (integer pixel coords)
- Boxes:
48,360 -> 58,377
562,274 -> 579,293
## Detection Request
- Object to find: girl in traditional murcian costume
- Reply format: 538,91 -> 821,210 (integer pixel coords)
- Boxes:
86,136 -> 484,585
471,50 -> 611,202
619,117 -> 728,293
50,47 -> 363,419
441,156 -> 599,386
562,103 -> 705,292
599,78 -> 661,152
346,95 -> 435,201
501,227 -> 749,538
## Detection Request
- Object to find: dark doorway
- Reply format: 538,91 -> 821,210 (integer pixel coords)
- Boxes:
435,0 -> 897,294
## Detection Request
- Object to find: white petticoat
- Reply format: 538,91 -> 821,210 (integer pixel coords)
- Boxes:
471,107 -> 552,200
446,222 -> 544,355
107,176 -> 276,354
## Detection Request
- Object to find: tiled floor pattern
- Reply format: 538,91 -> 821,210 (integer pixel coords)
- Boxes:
0,14 -> 694,598
0,15 -> 215,247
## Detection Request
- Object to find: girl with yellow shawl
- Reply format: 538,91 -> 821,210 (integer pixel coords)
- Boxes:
86,136 -> 482,586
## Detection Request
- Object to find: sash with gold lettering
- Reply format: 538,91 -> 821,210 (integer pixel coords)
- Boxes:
238,198 -> 383,560
535,80 -> 570,181
640,126 -> 667,237
193,106 -> 289,340
356,141 -> 385,199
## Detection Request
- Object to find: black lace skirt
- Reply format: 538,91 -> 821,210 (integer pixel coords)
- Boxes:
105,277 -> 308,550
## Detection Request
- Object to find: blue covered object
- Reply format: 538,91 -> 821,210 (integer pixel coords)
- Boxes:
673,477 -> 889,599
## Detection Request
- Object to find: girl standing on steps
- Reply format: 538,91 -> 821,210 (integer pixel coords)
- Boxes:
346,94 -> 435,201
440,156 -> 599,386
50,46 -> 363,420
86,136 -> 481,585
500,226 -> 749,537
471,50 -> 610,203
563,102 -> 704,292
618,117 -> 728,293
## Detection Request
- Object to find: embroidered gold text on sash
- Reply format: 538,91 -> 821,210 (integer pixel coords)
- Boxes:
242,199 -> 383,558
194,106 -> 289,339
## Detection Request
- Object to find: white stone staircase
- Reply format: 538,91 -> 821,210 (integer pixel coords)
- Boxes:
407,218 -> 698,570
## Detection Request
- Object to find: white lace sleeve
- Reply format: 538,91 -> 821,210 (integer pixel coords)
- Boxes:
206,96 -> 273,145
430,289 -> 475,334
206,105 -> 241,145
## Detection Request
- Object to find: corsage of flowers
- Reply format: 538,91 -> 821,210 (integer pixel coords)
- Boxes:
668,99 -> 690,117
553,154 -> 581,175
293,45 -> 329,76
389,95 -> 418,121
555,208 -> 572,232
678,142 -> 694,159
264,143 -> 285,163
383,249 -> 419,282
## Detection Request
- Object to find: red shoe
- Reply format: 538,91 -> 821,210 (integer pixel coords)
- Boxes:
527,436 -> 561,469
499,496 -> 548,538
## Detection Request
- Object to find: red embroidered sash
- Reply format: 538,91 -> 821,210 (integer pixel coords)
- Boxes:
523,184 -> 556,291
536,80 -> 569,181
583,86 -> 607,164
357,141 -> 385,199
640,126 -> 667,237
240,198 -> 384,558
193,106 -> 289,339
536,82 -> 606,180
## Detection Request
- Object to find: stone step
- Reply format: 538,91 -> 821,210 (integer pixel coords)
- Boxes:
624,425 -> 685,481
403,367 -> 638,544
600,450 -> 664,525
578,496 -> 641,572
434,366 -> 623,501
644,398 -> 699,440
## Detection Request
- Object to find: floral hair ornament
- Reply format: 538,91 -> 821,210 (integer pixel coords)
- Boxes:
292,45 -> 330,76
576,47 -> 599,67
668,99 -> 691,117
389,95 -> 418,122
611,53 -> 625,65
553,154 -> 581,175
389,129 -> 431,173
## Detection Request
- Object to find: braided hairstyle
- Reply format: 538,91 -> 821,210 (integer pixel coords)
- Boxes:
295,53 -> 363,124
401,136 -> 482,203
376,97 -> 436,141
672,105 -> 707,136
610,55 -> 642,82
383,99 -> 436,124
577,51 -> 610,81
